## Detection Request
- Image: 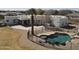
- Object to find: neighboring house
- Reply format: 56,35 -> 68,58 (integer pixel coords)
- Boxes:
3,15 -> 29,26
0,14 -> 69,28
50,15 -> 69,27
33,15 -> 49,25
66,13 -> 79,20
4,16 -> 19,25
17,15 -> 31,26
18,15 -> 50,26
17,15 -> 27,20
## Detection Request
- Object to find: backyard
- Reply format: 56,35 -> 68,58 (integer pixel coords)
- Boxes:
0,27 -> 48,50
0,27 -> 23,49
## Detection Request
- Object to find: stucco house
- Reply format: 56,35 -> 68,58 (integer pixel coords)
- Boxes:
4,16 -> 19,25
50,15 -> 69,27
17,15 -> 31,26
33,15 -> 48,25
18,15 -> 50,26
1,14 -> 69,28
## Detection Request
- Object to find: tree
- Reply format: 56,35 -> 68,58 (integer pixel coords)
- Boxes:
36,9 -> 44,15
58,10 -> 73,15
44,10 -> 58,15
26,8 -> 36,35
53,10 -> 58,15
26,8 -> 36,15
44,10 -> 53,15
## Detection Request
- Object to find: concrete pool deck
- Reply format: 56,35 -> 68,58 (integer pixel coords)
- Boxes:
34,31 -> 79,50
37,30 -> 75,37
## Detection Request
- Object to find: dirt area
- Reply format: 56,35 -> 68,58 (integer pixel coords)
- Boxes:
1,26 -> 79,50
0,27 -> 22,49
0,27 -> 49,50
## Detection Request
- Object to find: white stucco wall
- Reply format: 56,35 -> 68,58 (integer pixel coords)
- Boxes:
34,15 -> 47,25
3,15 -> 69,27
50,15 -> 68,27
4,16 -> 19,25
17,15 -> 28,20
21,15 -> 49,25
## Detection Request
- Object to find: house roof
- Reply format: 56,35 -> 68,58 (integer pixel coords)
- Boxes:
66,13 -> 79,17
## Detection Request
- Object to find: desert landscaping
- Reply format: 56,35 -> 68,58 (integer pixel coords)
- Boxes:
0,27 -> 49,50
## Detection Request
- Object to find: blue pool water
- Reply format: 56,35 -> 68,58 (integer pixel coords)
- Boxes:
46,33 -> 71,44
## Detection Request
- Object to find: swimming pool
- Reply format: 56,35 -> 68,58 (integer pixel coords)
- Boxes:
46,33 -> 71,44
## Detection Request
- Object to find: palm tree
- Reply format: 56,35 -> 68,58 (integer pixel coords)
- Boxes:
28,8 -> 36,35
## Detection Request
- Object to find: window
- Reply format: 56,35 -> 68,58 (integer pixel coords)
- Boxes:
13,19 -> 16,23
6,20 -> 9,22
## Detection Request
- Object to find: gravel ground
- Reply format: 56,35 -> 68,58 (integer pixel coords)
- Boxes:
11,25 -> 79,50
18,29 -> 50,50
0,27 -> 49,50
